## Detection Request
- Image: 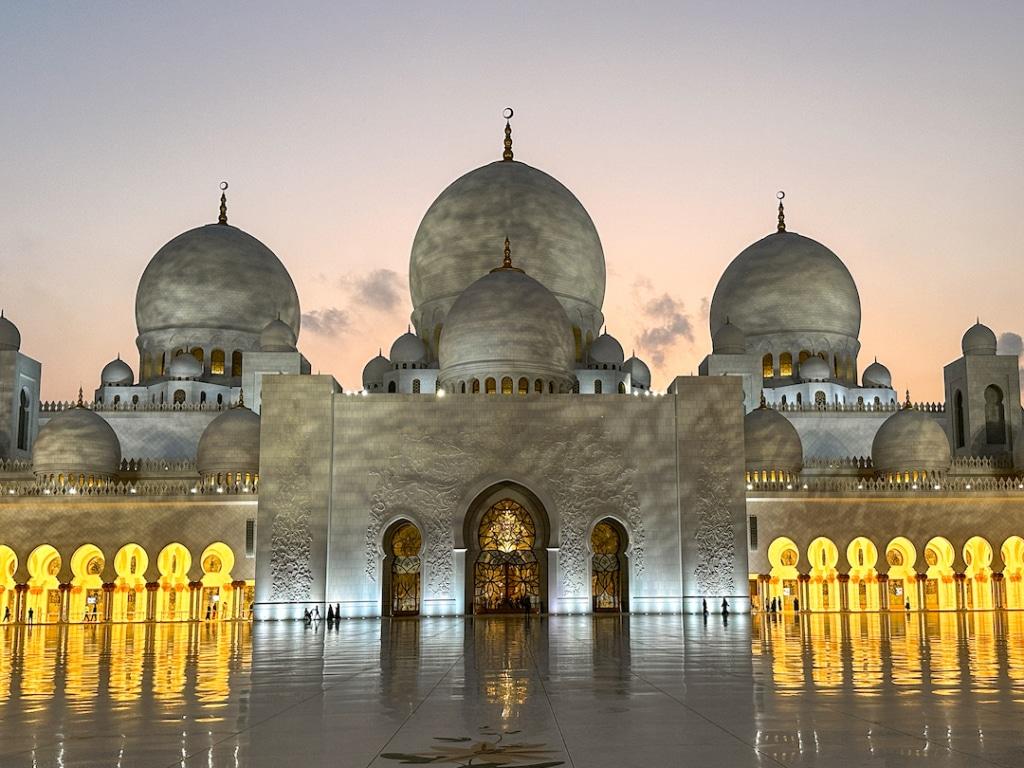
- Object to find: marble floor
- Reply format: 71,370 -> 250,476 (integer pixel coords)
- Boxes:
2,612 -> 1024,766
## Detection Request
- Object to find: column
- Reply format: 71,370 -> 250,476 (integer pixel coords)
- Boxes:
838,574 -> 850,611
955,572 -> 967,611
878,574 -> 890,611
231,580 -> 247,619
102,583 -> 115,622
14,584 -> 27,622
145,582 -> 159,621
993,572 -> 1005,609
758,574 -> 770,612
188,581 -> 202,621
58,583 -> 71,623
797,574 -> 810,612
916,573 -> 928,611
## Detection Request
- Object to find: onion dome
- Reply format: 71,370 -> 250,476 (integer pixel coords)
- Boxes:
410,117 -> 605,338
871,400 -> 951,477
623,354 -> 651,389
100,355 -> 134,386
390,330 -> 428,366
362,351 -> 391,390
962,321 -> 997,356
167,353 -> 203,380
135,194 -> 300,341
862,358 -> 892,388
33,400 -> 122,483
712,318 -> 746,355
438,239 -> 575,389
799,356 -> 831,382
196,405 -> 261,481
0,311 -> 20,351
588,331 -> 624,367
260,317 -> 297,352
710,216 -> 860,348
744,402 -> 804,476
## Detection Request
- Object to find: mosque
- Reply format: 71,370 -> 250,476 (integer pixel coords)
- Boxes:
0,113 -> 1022,623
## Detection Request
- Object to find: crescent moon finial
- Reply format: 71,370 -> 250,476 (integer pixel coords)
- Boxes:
218,181 -> 229,224
502,108 -> 514,161
776,190 -> 786,232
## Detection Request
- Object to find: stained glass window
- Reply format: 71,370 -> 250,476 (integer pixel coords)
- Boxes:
390,523 -> 421,615
474,500 -> 539,612
591,521 -> 622,611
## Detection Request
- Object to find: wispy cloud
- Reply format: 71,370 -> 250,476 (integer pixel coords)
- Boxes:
634,290 -> 695,367
301,307 -> 351,337
344,268 -> 405,313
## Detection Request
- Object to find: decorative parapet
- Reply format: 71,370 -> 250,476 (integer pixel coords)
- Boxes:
771,401 -> 944,414
0,459 -> 33,474
748,475 -> 1024,494
803,456 -> 874,471
39,400 -> 229,413
0,479 -> 257,498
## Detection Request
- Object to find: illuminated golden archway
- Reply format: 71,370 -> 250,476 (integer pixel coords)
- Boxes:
807,537 -> 839,612
69,544 -> 105,623
473,499 -> 540,613
384,521 -> 422,616
26,545 -> 61,623
846,537 -> 880,612
112,543 -> 148,622
767,537 -> 800,611
591,519 -> 628,612
0,545 -> 17,622
156,543 -> 192,621
199,542 -> 236,621
885,537 -> 918,611
924,537 -> 956,610
963,536 -> 994,610
1002,536 -> 1024,610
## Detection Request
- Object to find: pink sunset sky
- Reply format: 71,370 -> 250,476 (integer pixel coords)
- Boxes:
1,3 -> 1022,401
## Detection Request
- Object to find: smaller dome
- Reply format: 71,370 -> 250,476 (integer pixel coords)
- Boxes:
100,356 -> 134,386
362,351 -> 391,388
197,406 -> 261,480
588,332 -> 624,366
799,356 -> 831,382
744,406 -> 803,475
862,359 -> 892,388
624,355 -> 651,389
871,406 -> 951,477
0,312 -> 21,351
167,353 -> 203,380
962,321 -> 997,356
390,330 -> 428,365
33,406 -> 122,482
260,317 -> 297,352
712,319 -> 746,355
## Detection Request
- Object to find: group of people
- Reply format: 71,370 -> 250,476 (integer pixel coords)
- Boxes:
763,596 -> 795,613
303,604 -> 344,627
701,598 -> 730,616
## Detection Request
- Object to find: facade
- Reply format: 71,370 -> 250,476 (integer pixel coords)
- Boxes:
1,119 -> 1022,623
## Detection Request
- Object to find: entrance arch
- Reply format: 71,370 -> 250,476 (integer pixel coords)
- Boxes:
382,520 -> 422,616
0,546 -> 16,621
1002,536 -> 1024,609
591,518 -> 629,612
846,537 -> 879,612
885,537 -> 918,611
767,537 -> 800,612
156,543 -> 191,621
807,537 -> 839,612
26,545 -> 61,623
963,536 -> 994,610
112,543 -> 148,622
69,544 -> 105,623
924,537 -> 956,610
200,542 -> 235,621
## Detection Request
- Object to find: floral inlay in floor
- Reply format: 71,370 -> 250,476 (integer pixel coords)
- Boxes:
380,725 -> 565,766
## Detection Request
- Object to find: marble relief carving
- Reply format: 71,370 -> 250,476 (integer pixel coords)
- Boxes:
692,442 -> 735,596
366,417 -> 642,599
268,477 -> 315,600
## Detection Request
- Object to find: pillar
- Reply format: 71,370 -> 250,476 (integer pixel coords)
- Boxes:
955,572 -> 967,611
993,572 -> 1005,609
58,583 -> 71,623
231,580 -> 247,620
838,573 -> 850,611
916,573 -> 928,611
878,574 -> 889,611
188,581 -> 202,621
797,574 -> 810,612
14,583 -> 27,622
758,574 -> 770,612
102,582 -> 115,622
145,582 -> 159,621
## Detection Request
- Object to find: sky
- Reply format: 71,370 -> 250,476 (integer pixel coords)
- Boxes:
1,2 -> 1022,400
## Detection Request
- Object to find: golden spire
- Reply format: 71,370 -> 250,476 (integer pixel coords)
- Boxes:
76,387 -> 84,408
502,107 -> 514,161
218,181 -> 229,225
491,236 -> 523,273
776,191 -> 786,233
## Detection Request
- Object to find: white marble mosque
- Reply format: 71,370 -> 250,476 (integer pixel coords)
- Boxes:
1,116 -> 1023,624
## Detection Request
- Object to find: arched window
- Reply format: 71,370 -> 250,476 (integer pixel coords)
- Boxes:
485,377 -> 496,395
798,350 -> 811,365
501,377 -> 513,395
113,395 -> 121,405
231,351 -> 243,377
762,354 -> 774,378
833,354 -> 840,377
517,377 -> 528,395
814,390 -> 826,408
17,389 -> 30,450
985,385 -> 1006,444
534,379 -> 543,394
142,353 -> 152,380
618,381 -> 626,394
158,353 -> 166,376
460,381 -> 466,394
954,390 -> 965,448
548,382 -> 555,394
191,347 -> 204,366
472,379 -> 480,394
216,393 -> 223,405
412,378 -> 421,394
173,389 -> 186,404
796,392 -> 803,405
780,395 -> 787,406
131,395 -> 139,405
595,379 -> 603,394
388,381 -> 397,393
210,349 -> 225,376
779,353 -> 793,377
200,391 -> 207,404
573,327 -> 583,362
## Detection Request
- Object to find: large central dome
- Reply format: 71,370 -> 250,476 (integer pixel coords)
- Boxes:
410,160 -> 606,344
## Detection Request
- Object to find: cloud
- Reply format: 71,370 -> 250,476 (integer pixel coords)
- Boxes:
301,307 -> 351,337
998,332 -> 1023,357
347,269 -> 404,312
635,292 -> 694,366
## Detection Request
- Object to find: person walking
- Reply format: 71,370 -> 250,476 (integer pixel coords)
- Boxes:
721,598 -> 729,616
2,606 -> 9,622
27,608 -> 33,624
702,598 -> 708,616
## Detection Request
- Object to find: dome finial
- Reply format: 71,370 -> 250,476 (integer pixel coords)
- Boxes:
502,107 -> 514,161
903,389 -> 912,409
218,181 -> 229,225
76,386 -> 84,408
236,388 -> 245,408
776,190 -> 786,233
503,236 -> 512,268
759,390 -> 767,409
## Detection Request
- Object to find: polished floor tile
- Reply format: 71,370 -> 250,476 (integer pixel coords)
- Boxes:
1,612 -> 1024,767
